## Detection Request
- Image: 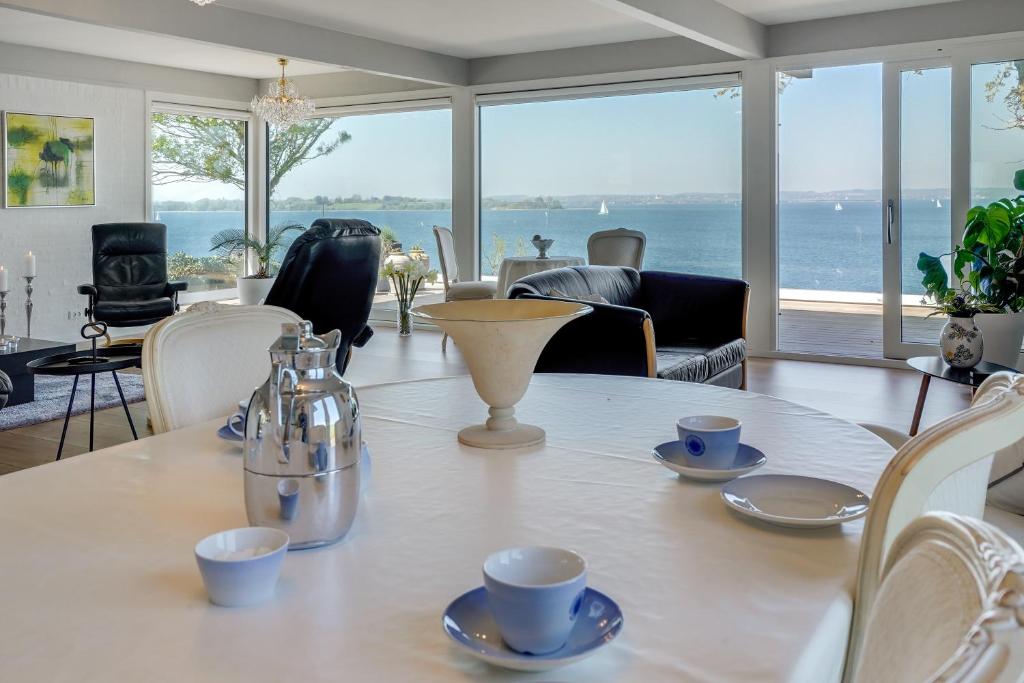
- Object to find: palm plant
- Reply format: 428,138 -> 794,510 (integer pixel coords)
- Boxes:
209,223 -> 303,279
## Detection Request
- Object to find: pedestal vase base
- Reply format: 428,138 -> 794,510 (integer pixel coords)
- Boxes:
458,423 -> 545,449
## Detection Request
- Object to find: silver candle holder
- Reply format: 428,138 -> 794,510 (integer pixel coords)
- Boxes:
24,276 -> 34,339
0,290 -> 15,351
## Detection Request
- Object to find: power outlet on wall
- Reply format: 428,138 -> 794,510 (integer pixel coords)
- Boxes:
66,310 -> 84,320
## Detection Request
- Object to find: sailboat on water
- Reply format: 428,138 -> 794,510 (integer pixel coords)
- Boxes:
936,199 -> 943,208
834,202 -> 843,212
598,200 -> 609,215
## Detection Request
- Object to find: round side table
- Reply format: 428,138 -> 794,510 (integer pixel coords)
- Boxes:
906,355 -> 1019,436
27,347 -> 141,460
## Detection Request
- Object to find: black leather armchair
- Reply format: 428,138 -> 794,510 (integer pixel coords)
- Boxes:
508,266 -> 750,389
264,218 -> 381,374
79,223 -> 186,328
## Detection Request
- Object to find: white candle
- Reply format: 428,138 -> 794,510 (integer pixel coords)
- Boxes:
0,266 -> 7,292
24,251 -> 35,277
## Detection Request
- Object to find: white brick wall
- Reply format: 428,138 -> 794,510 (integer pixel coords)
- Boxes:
0,72 -> 145,342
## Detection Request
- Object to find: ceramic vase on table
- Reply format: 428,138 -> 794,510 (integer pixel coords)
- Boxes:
940,315 -> 983,369
974,312 -> 1024,370
238,276 -> 276,305
411,300 -> 592,449
409,248 -> 430,273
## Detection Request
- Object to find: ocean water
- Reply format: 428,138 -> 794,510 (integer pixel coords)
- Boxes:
158,200 -> 952,295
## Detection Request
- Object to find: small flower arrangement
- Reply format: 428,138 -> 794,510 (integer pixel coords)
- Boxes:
921,287 -> 1000,318
382,259 -> 438,335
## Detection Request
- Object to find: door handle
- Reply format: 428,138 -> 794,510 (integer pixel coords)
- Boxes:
886,199 -> 895,245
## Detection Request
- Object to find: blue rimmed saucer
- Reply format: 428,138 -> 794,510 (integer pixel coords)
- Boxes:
217,424 -> 243,443
442,586 -> 623,672
652,440 -> 766,482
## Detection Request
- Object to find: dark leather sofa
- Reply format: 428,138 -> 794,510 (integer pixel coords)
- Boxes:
264,218 -> 381,374
508,266 -> 749,389
78,223 -> 186,328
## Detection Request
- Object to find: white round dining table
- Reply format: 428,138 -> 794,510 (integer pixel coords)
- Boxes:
496,255 -> 585,297
0,374 -> 894,682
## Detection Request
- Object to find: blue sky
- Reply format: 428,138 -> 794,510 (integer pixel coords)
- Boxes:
153,61 -> 1024,202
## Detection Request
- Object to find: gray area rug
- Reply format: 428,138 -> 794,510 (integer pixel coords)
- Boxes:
0,373 -> 145,431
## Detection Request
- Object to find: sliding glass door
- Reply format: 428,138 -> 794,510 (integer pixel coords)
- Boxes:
881,61 -> 953,357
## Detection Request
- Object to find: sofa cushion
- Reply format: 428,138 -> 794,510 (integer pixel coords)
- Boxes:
656,347 -> 710,383
94,297 -> 174,322
448,280 -> 497,300
705,339 -> 747,377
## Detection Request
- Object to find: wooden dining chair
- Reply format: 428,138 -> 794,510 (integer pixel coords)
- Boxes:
846,372 -> 1024,678
432,226 -> 496,351
849,512 -> 1024,683
142,303 -> 300,433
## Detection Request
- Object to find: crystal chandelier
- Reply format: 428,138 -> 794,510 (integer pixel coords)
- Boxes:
251,58 -> 315,127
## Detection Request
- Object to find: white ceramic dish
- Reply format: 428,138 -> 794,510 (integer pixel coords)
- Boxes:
720,474 -> 869,529
652,441 -> 766,482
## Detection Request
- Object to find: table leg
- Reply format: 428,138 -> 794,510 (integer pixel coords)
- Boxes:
910,374 -> 931,437
89,372 -> 95,452
56,375 -> 80,461
111,371 -> 138,440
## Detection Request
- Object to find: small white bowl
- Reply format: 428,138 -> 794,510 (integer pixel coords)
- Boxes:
194,527 -> 289,607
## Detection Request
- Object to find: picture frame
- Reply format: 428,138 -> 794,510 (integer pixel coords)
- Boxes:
3,111 -> 96,208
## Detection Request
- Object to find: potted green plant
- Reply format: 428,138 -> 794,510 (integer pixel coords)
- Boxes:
210,223 -> 303,305
918,172 -> 1024,368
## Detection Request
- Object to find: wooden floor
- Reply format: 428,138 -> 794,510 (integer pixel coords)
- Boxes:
779,302 -> 945,358
0,326 -> 971,475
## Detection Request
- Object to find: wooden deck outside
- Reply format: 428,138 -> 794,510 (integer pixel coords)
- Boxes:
778,300 -> 943,358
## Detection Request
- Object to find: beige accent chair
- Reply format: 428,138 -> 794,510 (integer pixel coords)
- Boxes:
850,512 -> 1024,683
433,226 -> 496,351
587,228 -> 646,270
846,372 -> 1024,678
142,303 -> 300,433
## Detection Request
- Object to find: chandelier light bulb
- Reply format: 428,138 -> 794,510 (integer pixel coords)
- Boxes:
190,0 -> 217,5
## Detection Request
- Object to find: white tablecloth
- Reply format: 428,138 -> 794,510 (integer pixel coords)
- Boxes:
0,374 -> 893,682
496,255 -> 585,297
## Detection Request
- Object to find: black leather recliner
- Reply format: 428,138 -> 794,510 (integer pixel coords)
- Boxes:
78,223 -> 186,328
508,266 -> 749,389
264,218 -> 381,374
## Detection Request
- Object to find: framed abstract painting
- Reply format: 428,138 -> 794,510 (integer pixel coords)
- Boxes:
4,112 -> 95,208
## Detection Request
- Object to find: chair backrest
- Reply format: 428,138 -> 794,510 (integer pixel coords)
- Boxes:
264,219 -> 380,372
507,265 -> 643,308
846,372 -> 1024,676
92,223 -> 168,302
587,228 -> 646,270
851,512 -> 1024,683
142,303 -> 300,433
433,225 -> 458,288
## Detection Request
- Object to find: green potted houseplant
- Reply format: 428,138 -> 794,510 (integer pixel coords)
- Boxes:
210,223 -> 303,305
918,172 -> 1024,368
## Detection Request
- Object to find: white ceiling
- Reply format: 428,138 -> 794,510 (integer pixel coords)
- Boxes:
718,0 -> 963,25
217,0 -> 673,59
0,7 -> 340,79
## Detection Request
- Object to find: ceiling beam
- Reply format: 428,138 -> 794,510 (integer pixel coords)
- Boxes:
588,0 -> 765,59
0,0 -> 468,85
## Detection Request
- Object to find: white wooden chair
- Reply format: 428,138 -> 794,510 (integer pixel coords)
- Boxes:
850,512 -> 1024,683
433,226 -> 496,351
142,303 -> 300,433
587,228 -> 646,270
847,372 -> 1024,678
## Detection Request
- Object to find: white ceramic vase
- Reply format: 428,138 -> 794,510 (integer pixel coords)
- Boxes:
411,300 -> 592,449
974,312 -> 1024,370
238,276 -> 276,305
939,315 -> 983,369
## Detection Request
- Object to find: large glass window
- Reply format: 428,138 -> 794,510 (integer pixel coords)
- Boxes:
776,64 -> 883,357
478,84 -> 743,279
150,110 -> 249,295
972,61 -> 1024,205
268,107 -> 453,272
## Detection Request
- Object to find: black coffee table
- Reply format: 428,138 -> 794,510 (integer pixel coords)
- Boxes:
0,338 -> 76,406
907,355 -> 1019,436
27,347 -> 141,460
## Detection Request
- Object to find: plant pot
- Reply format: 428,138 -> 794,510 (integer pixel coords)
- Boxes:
409,250 -> 430,272
939,315 -> 983,369
410,300 -> 592,449
974,312 -> 1024,370
376,277 -> 391,294
238,276 -> 276,306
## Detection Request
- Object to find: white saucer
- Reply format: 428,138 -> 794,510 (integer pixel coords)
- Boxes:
652,441 -> 766,482
720,474 -> 870,528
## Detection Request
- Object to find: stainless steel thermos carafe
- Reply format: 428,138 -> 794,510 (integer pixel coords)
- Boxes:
244,322 -> 360,549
